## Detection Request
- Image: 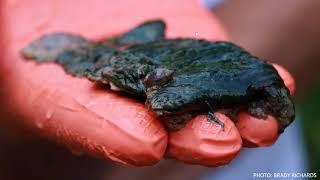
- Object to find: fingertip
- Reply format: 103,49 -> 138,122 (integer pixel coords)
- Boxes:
236,112 -> 279,147
58,96 -> 168,166
272,63 -> 295,95
167,112 -> 242,167
11,62 -> 169,166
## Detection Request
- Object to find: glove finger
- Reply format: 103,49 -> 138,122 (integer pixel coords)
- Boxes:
166,113 -> 242,167
5,62 -> 168,166
236,64 -> 295,147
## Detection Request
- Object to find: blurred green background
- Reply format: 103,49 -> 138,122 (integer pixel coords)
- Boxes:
301,83 -> 320,171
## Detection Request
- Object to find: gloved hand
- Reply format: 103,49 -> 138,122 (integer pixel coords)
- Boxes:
0,0 -> 295,166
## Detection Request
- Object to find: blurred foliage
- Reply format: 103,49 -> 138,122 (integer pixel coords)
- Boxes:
300,83 -> 320,171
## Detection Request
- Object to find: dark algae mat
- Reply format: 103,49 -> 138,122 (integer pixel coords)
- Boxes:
21,20 -> 295,133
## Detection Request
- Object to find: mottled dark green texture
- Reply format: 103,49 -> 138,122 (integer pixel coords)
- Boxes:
21,20 -> 295,133
21,33 -> 93,62
104,20 -> 165,46
56,45 -> 117,77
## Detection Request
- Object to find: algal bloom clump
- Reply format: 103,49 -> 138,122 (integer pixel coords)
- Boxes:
21,20 -> 295,133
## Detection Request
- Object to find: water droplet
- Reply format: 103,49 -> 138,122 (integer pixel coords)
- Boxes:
36,121 -> 44,129
195,32 -> 199,37
45,109 -> 54,119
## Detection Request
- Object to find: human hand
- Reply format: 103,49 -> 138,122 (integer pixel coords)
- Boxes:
0,0 -> 295,166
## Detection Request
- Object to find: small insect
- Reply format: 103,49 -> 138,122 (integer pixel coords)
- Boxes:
21,20 -> 295,133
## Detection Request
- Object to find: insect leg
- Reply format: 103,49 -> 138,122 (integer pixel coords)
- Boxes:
205,101 -> 225,130
207,112 -> 225,130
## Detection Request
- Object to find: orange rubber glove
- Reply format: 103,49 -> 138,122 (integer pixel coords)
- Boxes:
0,0 -> 295,166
